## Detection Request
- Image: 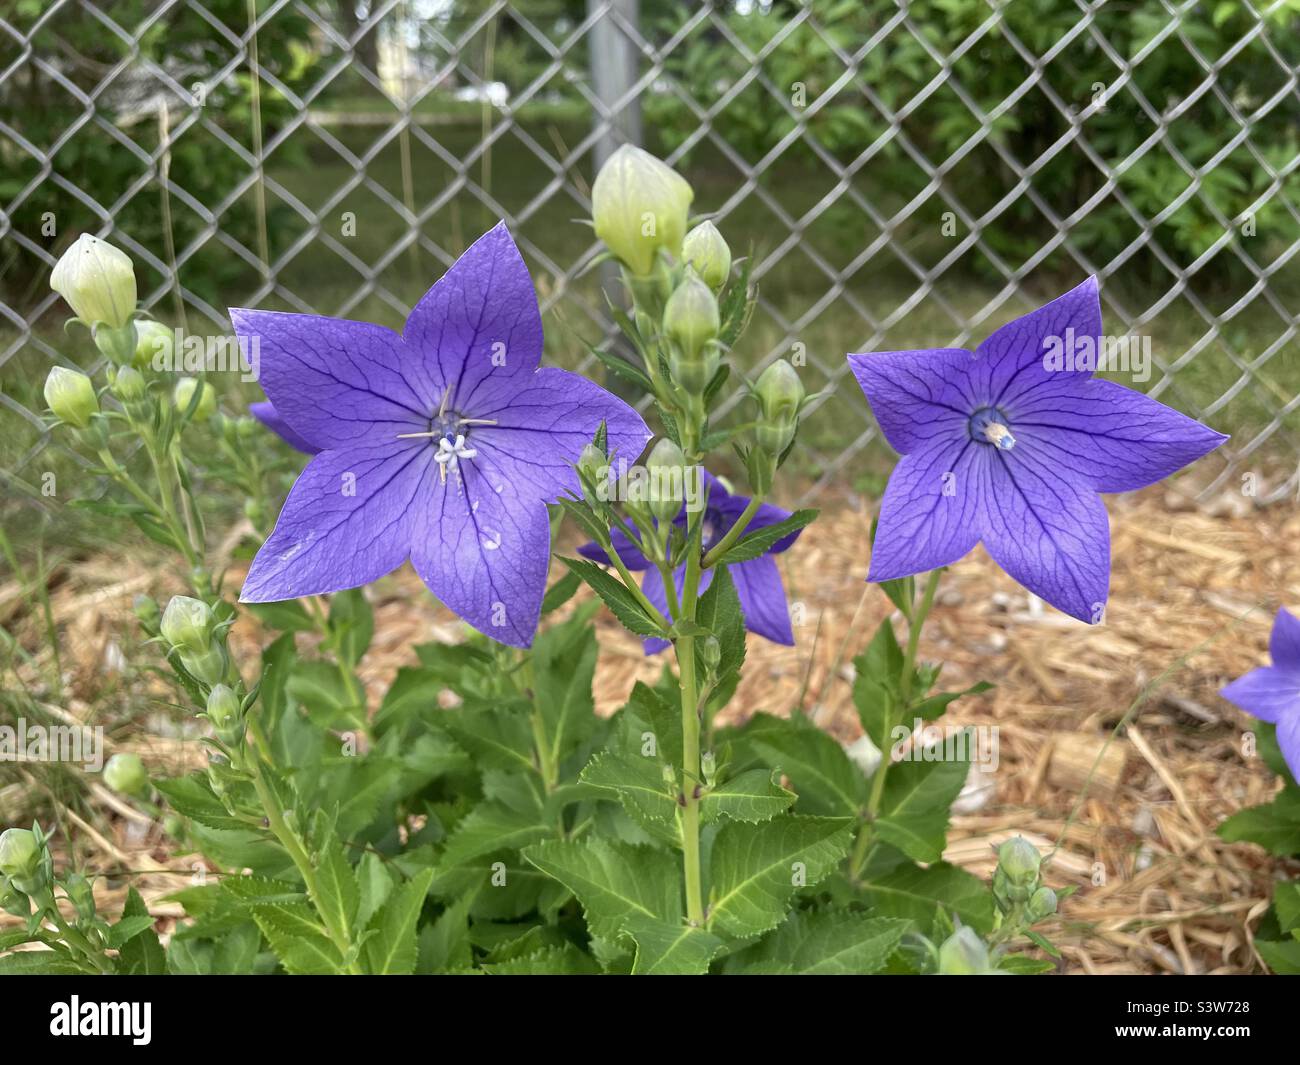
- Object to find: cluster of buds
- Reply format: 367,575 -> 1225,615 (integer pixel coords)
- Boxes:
160,595 -> 230,688
993,835 -> 1057,922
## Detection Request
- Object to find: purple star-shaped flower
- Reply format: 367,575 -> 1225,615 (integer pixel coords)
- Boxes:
579,470 -> 801,653
1221,608 -> 1300,781
848,277 -> 1226,623
233,223 -> 650,647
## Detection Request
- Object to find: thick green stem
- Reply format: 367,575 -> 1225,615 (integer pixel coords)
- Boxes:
675,520 -> 706,925
850,569 -> 943,879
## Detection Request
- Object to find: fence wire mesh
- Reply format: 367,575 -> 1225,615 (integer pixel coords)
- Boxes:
1,0 -> 1298,512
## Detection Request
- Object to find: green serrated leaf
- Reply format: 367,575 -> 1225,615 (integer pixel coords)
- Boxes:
253,902 -> 346,975
711,509 -> 817,566
560,556 -> 665,638
874,740 -> 970,864
627,918 -> 723,974
737,712 -> 867,816
732,909 -> 909,974
701,768 -> 796,824
362,868 -> 435,975
707,815 -> 854,938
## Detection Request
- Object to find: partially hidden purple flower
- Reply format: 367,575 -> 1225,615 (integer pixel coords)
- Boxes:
579,470 -> 801,653
1221,607 -> 1300,781
848,277 -> 1226,623
249,400 -> 320,455
233,222 -> 650,647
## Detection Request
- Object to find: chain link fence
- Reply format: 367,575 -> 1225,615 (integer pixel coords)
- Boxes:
2,0 -> 1298,512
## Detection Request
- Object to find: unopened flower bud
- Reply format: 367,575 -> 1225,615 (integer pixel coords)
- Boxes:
174,377 -> 216,420
43,366 -> 98,429
180,644 -> 229,688
103,753 -> 148,797
645,438 -> 687,524
699,635 -> 721,675
206,684 -> 241,732
1026,885 -> 1058,922
664,272 -> 720,368
592,145 -> 694,276
682,221 -> 731,290
50,234 -> 137,330
111,365 -> 147,403
937,926 -> 994,975
64,871 -> 96,921
133,320 -> 173,370
160,596 -> 214,653
577,442 -> 605,486
997,835 -> 1042,887
753,359 -> 804,456
700,750 -> 717,786
0,829 -> 42,882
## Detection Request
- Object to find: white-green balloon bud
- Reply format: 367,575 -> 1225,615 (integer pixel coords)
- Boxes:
50,234 -> 137,330
937,926 -> 994,975
181,644 -> 229,688
645,437 -> 688,524
0,828 -> 41,881
160,595 -> 215,654
577,442 -> 605,484
205,684 -> 241,732
103,753 -> 148,797
1026,885 -> 1058,922
134,320 -> 173,371
753,359 -> 804,456
682,221 -> 731,291
43,366 -> 99,429
997,835 -> 1042,887
592,145 -> 694,276
174,377 -> 216,420
111,366 -> 147,403
664,272 -> 721,395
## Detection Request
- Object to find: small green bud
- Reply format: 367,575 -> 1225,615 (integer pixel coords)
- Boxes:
1026,885 -> 1058,922
63,871 -> 96,921
0,875 -> 27,916
50,233 -> 137,330
133,319 -> 173,370
681,221 -> 731,290
645,437 -> 688,524
663,272 -> 720,366
753,359 -> 804,456
174,376 -> 216,420
0,829 -> 41,881
937,926 -> 994,975
699,634 -> 721,674
997,835 -> 1042,887
577,442 -> 605,485
180,644 -> 229,688
111,365 -> 147,403
94,322 -> 138,366
103,753 -> 148,797
43,366 -> 99,429
243,497 -> 265,527
700,750 -> 717,786
206,684 -> 241,732
160,595 -> 214,653
591,145 -> 694,276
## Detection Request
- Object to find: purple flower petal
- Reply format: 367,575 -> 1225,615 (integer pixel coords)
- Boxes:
410,454 -> 551,648
973,276 -> 1101,405
1279,713 -> 1300,785
1008,378 -> 1228,493
867,433 -> 985,582
732,554 -> 794,644
470,367 -> 650,503
242,441 -> 432,601
848,348 -> 975,454
403,222 -> 544,415
979,440 -> 1110,623
249,401 -> 322,455
230,310 -> 430,450
1220,665 -> 1300,725
1270,607 -> 1300,670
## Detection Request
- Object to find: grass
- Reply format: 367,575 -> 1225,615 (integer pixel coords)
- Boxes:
2,113 -> 1297,557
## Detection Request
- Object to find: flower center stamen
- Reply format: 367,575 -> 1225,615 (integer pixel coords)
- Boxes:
968,407 -> 1016,451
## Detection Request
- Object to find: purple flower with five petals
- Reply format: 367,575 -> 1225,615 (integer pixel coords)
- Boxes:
1221,608 -> 1300,781
848,277 -> 1226,623
233,223 -> 650,647
579,470 -> 801,653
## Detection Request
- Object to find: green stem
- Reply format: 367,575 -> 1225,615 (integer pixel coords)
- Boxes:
606,541 -> 672,632
44,903 -> 113,974
675,513 -> 706,925
701,495 -> 763,568
850,569 -> 942,879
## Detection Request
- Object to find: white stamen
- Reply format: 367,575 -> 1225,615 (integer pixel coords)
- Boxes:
983,422 -> 1016,450
434,433 -> 478,484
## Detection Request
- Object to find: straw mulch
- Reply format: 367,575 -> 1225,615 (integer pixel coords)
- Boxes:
4,479 -> 1298,974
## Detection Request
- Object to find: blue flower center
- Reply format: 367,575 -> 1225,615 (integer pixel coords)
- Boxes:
968,406 -> 1016,451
